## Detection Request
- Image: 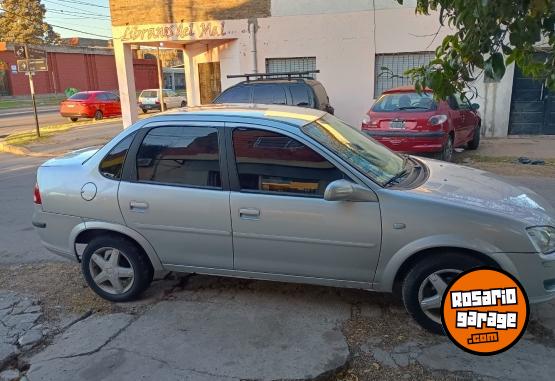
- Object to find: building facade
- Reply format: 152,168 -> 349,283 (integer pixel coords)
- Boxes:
109,0 -> 552,136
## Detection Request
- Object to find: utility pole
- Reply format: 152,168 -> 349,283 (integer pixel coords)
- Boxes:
156,47 -> 166,112
25,45 -> 40,137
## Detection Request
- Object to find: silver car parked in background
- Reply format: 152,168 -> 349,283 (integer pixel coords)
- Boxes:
33,105 -> 555,333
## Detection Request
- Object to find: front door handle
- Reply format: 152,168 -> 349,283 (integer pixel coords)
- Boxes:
239,208 -> 260,220
130,201 -> 149,212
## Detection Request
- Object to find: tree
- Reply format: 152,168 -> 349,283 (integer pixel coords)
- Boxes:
397,0 -> 555,99
0,0 -> 60,45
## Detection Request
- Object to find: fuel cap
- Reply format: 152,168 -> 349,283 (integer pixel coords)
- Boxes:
80,182 -> 97,201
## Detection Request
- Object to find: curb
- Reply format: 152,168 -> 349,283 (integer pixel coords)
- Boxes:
0,141 -> 57,158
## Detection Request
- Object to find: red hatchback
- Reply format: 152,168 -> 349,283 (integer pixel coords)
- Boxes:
60,91 -> 122,122
362,86 -> 481,161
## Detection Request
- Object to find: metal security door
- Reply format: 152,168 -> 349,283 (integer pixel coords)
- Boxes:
198,62 -> 221,104
509,64 -> 554,135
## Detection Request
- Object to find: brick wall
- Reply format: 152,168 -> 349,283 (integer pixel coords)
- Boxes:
0,51 -> 158,96
109,0 -> 271,26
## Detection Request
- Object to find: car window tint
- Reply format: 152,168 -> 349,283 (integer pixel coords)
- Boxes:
215,86 -> 251,103
289,85 -> 312,107
232,128 -> 345,197
372,92 -> 437,112
252,85 -> 287,105
136,127 -> 221,189
68,92 -> 90,100
141,91 -> 158,98
106,93 -> 119,101
455,95 -> 471,110
447,96 -> 459,110
99,133 -> 135,180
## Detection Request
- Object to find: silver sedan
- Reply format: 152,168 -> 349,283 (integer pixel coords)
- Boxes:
32,105 -> 555,333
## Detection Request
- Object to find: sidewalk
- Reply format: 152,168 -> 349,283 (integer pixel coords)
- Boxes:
471,137 -> 555,159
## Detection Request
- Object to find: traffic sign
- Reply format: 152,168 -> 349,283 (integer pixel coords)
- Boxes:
14,45 -> 47,60
17,59 -> 48,73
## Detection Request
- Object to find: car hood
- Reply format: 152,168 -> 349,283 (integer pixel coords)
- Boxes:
41,147 -> 100,167
408,158 -> 555,226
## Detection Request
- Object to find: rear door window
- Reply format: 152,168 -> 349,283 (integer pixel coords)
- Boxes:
68,93 -> 90,100
289,85 -> 312,107
214,86 -> 251,103
252,85 -> 287,105
136,127 -> 222,189
99,133 -> 135,180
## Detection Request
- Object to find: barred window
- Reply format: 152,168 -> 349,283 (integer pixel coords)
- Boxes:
266,57 -> 317,78
374,52 -> 435,97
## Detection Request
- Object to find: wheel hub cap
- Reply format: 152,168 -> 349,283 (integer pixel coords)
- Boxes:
418,269 -> 462,324
89,247 -> 135,295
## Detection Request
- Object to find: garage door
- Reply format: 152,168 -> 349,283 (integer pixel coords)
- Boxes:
508,66 -> 555,135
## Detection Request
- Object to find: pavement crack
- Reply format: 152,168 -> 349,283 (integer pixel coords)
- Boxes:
111,347 -> 242,380
42,314 -> 139,362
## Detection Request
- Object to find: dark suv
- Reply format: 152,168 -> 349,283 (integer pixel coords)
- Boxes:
213,76 -> 334,114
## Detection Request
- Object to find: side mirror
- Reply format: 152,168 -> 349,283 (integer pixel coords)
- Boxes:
471,103 -> 480,111
324,180 -> 377,202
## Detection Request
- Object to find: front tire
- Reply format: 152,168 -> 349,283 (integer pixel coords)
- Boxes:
401,252 -> 484,334
81,236 -> 153,302
180,101 -> 187,107
467,125 -> 481,150
438,135 -> 454,162
69,117 -> 78,122
141,108 -> 148,114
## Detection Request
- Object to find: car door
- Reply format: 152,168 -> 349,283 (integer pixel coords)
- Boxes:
226,125 -> 382,283
446,96 -> 466,146
118,123 -> 233,269
455,95 -> 478,142
107,93 -> 121,116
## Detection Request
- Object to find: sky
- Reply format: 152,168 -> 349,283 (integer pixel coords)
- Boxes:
43,0 -> 113,40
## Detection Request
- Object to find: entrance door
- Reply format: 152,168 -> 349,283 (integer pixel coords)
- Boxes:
0,60 -> 9,96
198,62 -> 221,104
227,127 -> 382,283
509,64 -> 555,135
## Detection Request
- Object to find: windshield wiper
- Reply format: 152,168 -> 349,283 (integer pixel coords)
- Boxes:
383,155 -> 410,187
397,106 -> 430,110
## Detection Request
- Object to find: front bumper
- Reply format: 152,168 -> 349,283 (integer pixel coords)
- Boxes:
363,130 -> 446,153
494,251 -> 555,304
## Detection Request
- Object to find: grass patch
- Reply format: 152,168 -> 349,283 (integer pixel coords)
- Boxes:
0,95 -> 66,110
4,118 -> 121,146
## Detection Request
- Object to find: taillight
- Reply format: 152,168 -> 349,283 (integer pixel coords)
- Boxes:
362,115 -> 378,129
33,183 -> 42,205
428,114 -> 448,126
155,100 -> 160,105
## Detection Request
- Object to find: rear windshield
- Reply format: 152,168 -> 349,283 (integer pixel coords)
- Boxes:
372,92 -> 437,112
141,91 -> 158,98
69,93 -> 91,100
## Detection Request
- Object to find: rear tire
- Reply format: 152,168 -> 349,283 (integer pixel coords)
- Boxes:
467,125 -> 481,150
401,252 -> 485,334
141,108 -> 148,114
69,117 -> 78,122
81,235 -> 153,302
180,101 -> 187,107
94,110 -> 103,120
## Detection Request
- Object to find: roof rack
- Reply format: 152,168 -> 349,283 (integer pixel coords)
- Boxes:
227,70 -> 320,81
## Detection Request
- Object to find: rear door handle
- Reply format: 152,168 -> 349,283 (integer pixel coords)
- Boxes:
130,201 -> 149,212
239,208 -> 260,220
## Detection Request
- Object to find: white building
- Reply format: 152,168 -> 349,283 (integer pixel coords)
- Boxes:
109,0 -> 552,137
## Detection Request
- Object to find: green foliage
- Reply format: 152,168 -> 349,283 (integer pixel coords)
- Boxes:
0,0 -> 60,45
397,0 -> 555,99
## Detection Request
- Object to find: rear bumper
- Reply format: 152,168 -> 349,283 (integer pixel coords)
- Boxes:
32,208 -> 81,262
139,103 -> 161,111
363,130 -> 446,153
60,111 -> 91,118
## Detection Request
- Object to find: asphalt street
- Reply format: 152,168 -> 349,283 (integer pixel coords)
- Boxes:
0,107 -> 67,137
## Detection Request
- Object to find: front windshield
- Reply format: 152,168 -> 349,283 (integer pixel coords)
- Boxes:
301,114 -> 405,186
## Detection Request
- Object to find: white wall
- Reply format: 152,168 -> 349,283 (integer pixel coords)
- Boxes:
271,0 -> 417,17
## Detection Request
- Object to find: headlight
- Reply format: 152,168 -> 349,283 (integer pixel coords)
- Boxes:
527,226 -> 555,254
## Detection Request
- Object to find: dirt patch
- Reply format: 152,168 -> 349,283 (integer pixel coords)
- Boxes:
454,153 -> 555,177
0,263 -> 116,320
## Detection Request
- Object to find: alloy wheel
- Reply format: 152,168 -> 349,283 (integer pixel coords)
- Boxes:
417,269 -> 461,324
89,247 -> 135,295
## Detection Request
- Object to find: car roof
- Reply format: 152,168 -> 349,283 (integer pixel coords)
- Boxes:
382,86 -> 433,94
148,104 -> 326,127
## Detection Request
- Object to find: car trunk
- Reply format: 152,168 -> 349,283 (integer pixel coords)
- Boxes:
369,111 -> 437,132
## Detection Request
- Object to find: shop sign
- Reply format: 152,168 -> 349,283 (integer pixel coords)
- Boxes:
121,21 -> 227,42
